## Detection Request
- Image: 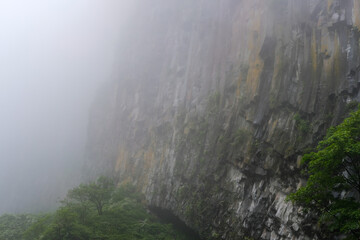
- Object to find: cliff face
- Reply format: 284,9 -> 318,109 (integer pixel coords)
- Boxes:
85,0 -> 360,239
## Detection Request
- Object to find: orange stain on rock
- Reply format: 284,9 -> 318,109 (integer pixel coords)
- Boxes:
354,0 -> 360,30
115,147 -> 128,172
245,7 -> 264,99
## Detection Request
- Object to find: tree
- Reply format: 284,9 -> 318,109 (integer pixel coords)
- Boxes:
41,207 -> 90,240
65,176 -> 115,216
288,108 -> 360,239
63,185 -> 92,224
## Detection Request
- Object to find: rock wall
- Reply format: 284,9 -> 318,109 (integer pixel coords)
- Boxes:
85,0 -> 360,239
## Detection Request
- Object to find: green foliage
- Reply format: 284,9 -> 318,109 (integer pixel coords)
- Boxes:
0,214 -> 40,240
244,237 -> 255,240
294,113 -> 311,134
40,207 -> 90,240
288,109 -> 360,239
23,214 -> 53,240
2,177 -> 198,240
346,101 -> 359,112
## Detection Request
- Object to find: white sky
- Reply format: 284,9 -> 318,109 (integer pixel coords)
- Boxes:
0,0 -> 135,213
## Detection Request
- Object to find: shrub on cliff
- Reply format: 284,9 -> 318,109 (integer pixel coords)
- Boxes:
288,108 -> 360,239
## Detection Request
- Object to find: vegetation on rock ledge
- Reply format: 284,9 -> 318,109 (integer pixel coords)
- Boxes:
288,108 -> 360,239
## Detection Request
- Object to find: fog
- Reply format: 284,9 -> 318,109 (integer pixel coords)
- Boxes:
0,0 -> 134,214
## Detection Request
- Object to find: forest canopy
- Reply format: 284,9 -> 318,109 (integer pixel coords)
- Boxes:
0,177 -> 199,240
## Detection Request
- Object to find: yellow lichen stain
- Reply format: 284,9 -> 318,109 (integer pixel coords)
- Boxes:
114,130 -> 172,194
271,117 -> 278,130
115,147 -> 128,172
246,56 -> 264,98
321,29 -> 332,77
311,29 -> 318,73
245,6 -> 264,99
354,0 -> 360,30
327,0 -> 334,12
143,149 -> 155,170
320,29 -> 329,54
134,148 -> 154,189
184,126 -> 190,135
266,118 -> 279,143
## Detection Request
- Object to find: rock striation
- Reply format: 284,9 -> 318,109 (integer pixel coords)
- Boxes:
85,0 -> 360,239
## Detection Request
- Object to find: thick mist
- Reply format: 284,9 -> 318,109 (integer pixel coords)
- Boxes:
0,0 -> 134,214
